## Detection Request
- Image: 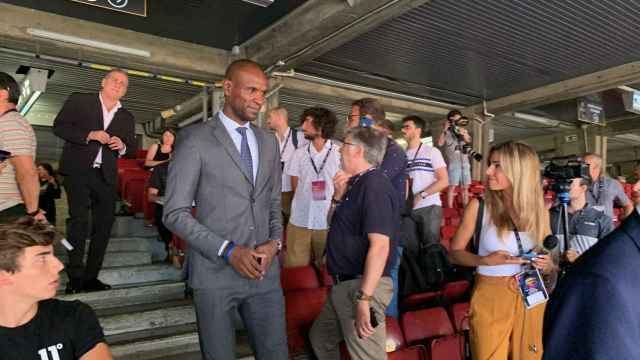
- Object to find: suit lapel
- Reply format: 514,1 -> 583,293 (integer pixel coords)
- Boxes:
95,95 -> 105,130
210,113 -> 254,186
253,123 -> 268,191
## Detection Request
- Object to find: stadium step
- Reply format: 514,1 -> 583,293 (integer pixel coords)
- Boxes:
58,263 -> 182,289
57,281 -> 186,310
112,215 -> 158,238
54,236 -> 155,255
56,250 -> 152,268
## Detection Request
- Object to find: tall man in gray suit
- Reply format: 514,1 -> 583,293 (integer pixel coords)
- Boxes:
163,60 -> 287,360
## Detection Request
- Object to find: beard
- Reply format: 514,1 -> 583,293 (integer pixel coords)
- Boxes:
304,133 -> 319,141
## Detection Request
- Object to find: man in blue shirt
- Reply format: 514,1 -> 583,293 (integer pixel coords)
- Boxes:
310,126 -> 399,360
346,98 -> 407,319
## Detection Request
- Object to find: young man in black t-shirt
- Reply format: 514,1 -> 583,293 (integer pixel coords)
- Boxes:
0,218 -> 111,360
310,127 -> 399,360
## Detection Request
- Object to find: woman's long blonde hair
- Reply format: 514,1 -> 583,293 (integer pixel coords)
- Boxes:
485,141 -> 550,245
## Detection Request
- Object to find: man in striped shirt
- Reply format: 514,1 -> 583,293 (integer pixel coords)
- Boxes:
401,115 -> 448,246
0,72 -> 43,223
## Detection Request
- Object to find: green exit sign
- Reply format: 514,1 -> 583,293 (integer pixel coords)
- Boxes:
70,0 -> 147,17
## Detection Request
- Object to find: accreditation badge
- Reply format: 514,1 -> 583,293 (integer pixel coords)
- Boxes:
514,268 -> 549,309
311,180 -> 327,201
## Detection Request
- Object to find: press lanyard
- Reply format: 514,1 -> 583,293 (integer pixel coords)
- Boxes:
308,141 -> 332,177
512,223 -> 525,256
411,143 -> 423,164
589,178 -> 605,205
279,128 -> 292,158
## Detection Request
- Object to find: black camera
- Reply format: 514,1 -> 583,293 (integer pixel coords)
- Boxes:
0,150 -> 11,162
543,156 -> 590,193
449,119 -> 482,162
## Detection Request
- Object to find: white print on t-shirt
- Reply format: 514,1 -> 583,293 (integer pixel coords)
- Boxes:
38,343 -> 63,360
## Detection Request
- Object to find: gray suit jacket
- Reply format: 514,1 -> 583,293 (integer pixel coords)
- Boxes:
163,113 -> 283,289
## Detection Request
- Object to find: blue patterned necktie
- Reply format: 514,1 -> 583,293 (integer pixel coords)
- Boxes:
235,127 -> 254,183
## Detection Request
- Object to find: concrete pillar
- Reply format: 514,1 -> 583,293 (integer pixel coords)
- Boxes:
471,117 -> 491,181
583,124 -> 607,168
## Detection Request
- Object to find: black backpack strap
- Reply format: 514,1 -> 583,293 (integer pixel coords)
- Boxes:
472,199 -> 484,253
291,128 -> 299,149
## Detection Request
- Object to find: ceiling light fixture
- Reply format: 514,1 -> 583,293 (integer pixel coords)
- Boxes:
27,28 -> 151,58
241,0 -> 275,7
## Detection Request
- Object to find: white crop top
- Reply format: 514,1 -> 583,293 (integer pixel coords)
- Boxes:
477,207 -> 536,276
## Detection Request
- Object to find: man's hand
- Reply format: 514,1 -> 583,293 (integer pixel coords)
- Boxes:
443,121 -> 451,131
108,136 -> 125,151
564,249 -> 579,263
333,171 -> 351,200
355,300 -> 375,339
255,240 -> 279,277
413,192 -> 423,208
87,130 -> 111,144
229,245 -> 265,279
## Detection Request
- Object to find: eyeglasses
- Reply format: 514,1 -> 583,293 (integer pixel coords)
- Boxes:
343,141 -> 359,147
347,113 -> 359,118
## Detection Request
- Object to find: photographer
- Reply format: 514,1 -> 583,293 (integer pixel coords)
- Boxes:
549,177 -> 613,263
438,110 -> 472,208
583,153 -> 633,221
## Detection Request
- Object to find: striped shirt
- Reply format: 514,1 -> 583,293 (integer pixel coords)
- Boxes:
0,110 -> 37,211
406,144 -> 446,208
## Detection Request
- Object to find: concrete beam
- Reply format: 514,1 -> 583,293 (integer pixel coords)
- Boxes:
463,61 -> 640,117
0,4 -> 229,80
242,0 -> 431,69
280,76 -> 450,116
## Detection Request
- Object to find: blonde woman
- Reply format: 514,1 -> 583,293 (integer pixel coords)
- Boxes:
449,141 -> 554,360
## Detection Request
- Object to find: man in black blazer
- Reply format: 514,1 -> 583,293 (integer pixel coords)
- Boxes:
53,69 -> 136,293
543,207 -> 640,359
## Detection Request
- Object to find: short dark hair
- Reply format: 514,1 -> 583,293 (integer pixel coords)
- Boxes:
300,107 -> 338,139
402,115 -> 426,135
0,72 -> 21,105
447,110 -> 462,120
381,119 -> 395,133
0,218 -> 61,273
352,98 -> 386,123
37,163 -> 55,177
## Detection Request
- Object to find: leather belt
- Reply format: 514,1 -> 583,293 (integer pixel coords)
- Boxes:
332,274 -> 362,284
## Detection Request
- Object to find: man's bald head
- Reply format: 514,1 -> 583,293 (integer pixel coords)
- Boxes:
224,59 -> 264,81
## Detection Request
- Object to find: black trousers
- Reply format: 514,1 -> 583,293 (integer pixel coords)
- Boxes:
154,203 -> 173,248
64,168 -> 116,281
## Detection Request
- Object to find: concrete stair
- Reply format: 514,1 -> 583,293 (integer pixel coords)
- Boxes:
54,216 -> 255,359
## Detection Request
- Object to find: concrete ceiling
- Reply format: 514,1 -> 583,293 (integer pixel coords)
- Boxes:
3,0 -> 307,50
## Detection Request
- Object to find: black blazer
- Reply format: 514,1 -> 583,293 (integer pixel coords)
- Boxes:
53,93 -> 136,184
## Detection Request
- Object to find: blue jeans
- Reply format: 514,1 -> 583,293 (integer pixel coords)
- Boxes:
385,246 -> 403,319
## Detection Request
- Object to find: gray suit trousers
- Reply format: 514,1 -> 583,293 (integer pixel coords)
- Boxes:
193,278 -> 288,360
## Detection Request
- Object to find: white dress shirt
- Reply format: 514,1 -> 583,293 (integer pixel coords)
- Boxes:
218,111 -> 260,182
94,93 -> 124,165
287,140 -> 341,230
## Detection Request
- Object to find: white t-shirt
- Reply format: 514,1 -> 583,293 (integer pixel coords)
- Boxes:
286,140 -> 341,229
278,127 -> 308,192
406,144 -> 446,209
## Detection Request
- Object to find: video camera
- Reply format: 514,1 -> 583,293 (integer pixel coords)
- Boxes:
543,155 -> 590,194
448,117 -> 483,162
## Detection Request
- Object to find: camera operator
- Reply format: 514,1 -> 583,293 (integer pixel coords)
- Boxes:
549,176 -> 613,263
438,110 -> 472,208
583,153 -> 633,221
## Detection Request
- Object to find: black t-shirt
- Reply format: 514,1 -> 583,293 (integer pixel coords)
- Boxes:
326,168 -> 399,277
149,162 -> 169,196
0,299 -> 105,360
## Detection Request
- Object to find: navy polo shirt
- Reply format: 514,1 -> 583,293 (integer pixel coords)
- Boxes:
326,168 -> 399,277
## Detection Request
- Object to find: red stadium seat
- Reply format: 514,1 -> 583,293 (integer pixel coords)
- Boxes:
389,345 -> 428,360
401,307 -> 454,346
118,168 -> 150,196
117,158 -> 140,169
285,287 -> 329,356
450,302 -> 470,332
440,226 -> 457,240
442,208 -> 460,220
401,290 -> 442,311
386,316 -> 406,352
136,149 -> 148,159
280,266 -> 320,292
142,183 -> 155,225
123,173 -> 150,213
430,334 -> 464,360
442,280 -> 471,303
318,264 -> 334,287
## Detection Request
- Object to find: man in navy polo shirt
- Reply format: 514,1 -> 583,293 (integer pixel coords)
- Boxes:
310,127 -> 399,360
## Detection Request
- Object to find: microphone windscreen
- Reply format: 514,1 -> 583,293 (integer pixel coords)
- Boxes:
543,235 -> 559,250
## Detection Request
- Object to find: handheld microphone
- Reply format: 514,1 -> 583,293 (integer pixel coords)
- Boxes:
543,235 -> 559,253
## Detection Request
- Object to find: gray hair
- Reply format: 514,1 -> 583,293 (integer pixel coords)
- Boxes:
345,126 -> 388,167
